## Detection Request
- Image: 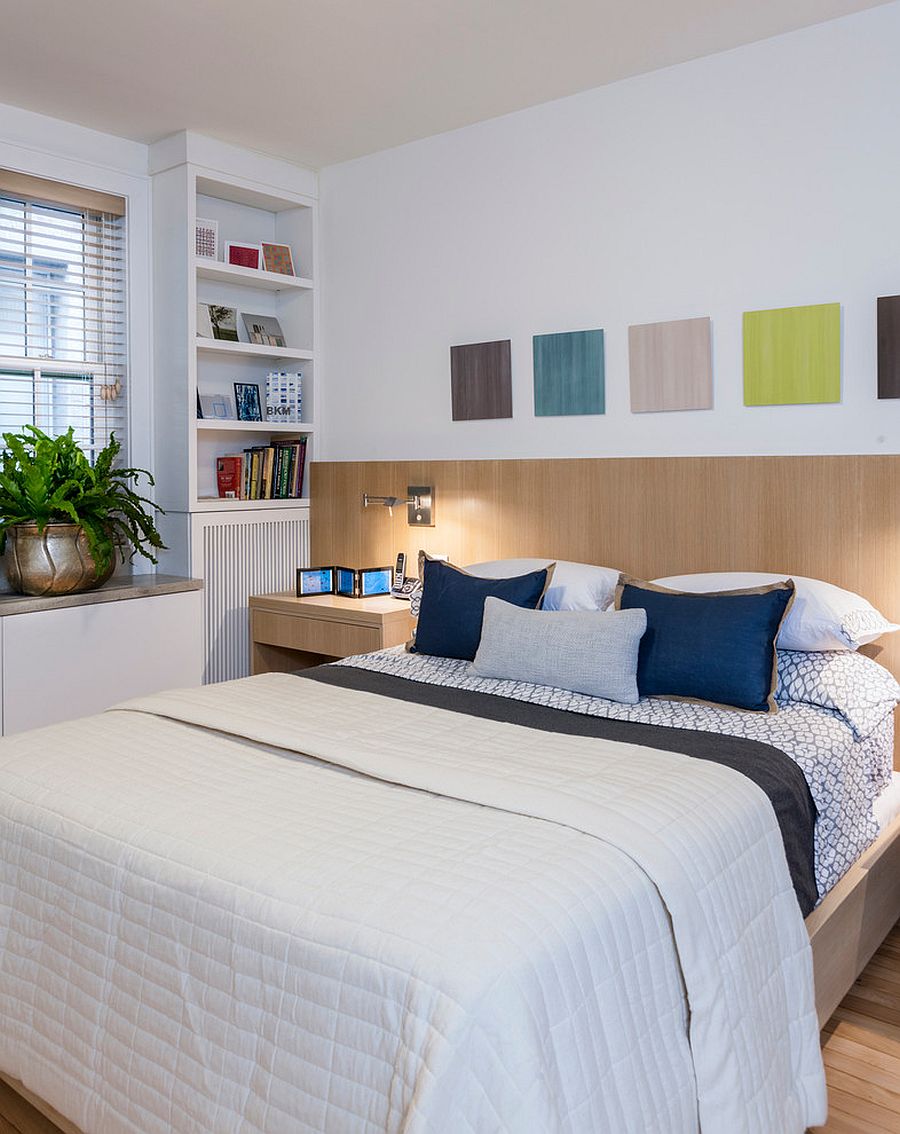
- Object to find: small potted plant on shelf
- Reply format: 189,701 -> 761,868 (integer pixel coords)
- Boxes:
0,425 -> 165,597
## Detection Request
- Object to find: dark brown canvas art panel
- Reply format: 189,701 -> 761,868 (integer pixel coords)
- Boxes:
877,295 -> 900,398
450,339 -> 512,421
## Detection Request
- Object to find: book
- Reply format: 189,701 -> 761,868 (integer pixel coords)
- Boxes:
266,371 -> 302,423
249,449 -> 261,499
294,436 -> 308,498
260,446 -> 276,499
273,443 -> 290,499
216,455 -> 243,499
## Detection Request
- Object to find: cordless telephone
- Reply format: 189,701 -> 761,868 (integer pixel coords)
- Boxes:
390,551 -> 417,599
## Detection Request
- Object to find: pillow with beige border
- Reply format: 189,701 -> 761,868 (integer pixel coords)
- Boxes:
615,575 -> 795,713
653,572 -> 898,652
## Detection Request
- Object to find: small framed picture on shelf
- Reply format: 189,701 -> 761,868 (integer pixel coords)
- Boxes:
202,303 -> 239,341
261,242 -> 295,275
234,382 -> 263,422
297,566 -> 335,597
242,313 -> 286,347
195,218 -> 218,260
358,566 -> 393,597
224,241 -> 262,270
199,392 -> 236,420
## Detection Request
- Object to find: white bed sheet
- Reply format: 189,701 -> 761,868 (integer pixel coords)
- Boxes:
875,771 -> 900,830
338,648 -> 894,897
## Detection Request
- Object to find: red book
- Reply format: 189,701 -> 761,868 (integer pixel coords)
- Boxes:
216,455 -> 243,498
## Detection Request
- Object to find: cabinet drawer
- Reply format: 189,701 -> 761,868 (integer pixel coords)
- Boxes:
252,609 -> 382,658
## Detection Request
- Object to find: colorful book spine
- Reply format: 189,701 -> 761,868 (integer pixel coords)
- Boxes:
216,455 -> 243,498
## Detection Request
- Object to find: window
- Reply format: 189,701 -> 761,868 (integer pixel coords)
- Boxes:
0,171 -> 127,459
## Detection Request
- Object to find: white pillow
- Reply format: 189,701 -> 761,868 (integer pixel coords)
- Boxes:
466,558 -> 620,612
654,572 -> 899,652
471,597 -> 647,703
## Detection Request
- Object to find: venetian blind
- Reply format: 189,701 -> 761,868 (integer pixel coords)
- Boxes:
0,170 -> 128,460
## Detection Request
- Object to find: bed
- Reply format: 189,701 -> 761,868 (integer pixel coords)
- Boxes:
2,599 -> 899,1132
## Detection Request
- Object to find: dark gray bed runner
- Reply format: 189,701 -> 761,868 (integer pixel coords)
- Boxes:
300,663 -> 819,916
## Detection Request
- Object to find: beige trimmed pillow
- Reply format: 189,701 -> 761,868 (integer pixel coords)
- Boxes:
615,574 -> 795,713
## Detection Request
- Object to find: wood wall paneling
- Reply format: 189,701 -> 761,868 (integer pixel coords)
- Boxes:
628,316 -> 713,413
877,295 -> 900,399
450,340 -> 512,421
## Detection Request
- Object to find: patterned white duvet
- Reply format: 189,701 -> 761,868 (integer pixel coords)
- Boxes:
0,675 -> 825,1133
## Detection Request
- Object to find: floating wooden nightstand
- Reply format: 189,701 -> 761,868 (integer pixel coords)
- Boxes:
249,592 -> 416,674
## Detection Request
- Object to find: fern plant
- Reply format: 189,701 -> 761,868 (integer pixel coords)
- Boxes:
0,425 -> 165,574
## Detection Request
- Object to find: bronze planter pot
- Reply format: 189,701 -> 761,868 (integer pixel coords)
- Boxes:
3,523 -> 114,597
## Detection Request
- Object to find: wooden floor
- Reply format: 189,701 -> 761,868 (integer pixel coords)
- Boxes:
811,919 -> 900,1133
1,923 -> 899,1134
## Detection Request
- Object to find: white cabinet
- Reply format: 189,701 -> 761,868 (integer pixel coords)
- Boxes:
0,580 -> 203,735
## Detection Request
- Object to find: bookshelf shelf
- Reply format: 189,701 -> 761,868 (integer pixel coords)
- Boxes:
194,496 -> 311,512
195,258 -> 313,291
196,420 -> 315,434
196,338 -> 313,363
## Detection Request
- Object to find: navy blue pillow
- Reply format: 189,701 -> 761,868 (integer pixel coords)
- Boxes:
411,558 -> 551,660
615,578 -> 795,712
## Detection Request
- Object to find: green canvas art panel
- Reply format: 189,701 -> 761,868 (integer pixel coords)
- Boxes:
533,329 -> 605,416
743,302 -> 841,406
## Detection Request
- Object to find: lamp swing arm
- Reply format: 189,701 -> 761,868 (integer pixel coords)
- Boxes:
361,486 -> 434,527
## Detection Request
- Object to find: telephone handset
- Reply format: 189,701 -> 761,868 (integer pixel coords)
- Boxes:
391,551 -> 417,599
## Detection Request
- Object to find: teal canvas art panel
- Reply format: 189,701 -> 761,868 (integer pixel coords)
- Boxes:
533,329 -> 605,416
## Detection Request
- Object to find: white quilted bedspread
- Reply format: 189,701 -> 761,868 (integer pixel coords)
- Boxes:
0,674 -> 825,1133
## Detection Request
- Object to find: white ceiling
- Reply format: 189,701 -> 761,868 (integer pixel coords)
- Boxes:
0,1 -> 891,169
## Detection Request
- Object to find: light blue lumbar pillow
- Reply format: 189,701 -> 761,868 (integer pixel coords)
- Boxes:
470,597 -> 647,703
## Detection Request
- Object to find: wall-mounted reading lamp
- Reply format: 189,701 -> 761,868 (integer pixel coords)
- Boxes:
362,485 -> 434,527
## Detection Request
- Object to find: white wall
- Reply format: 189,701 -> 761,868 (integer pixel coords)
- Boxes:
319,2 -> 900,461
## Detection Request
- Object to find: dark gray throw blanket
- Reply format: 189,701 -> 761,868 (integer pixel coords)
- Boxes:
301,664 -> 819,916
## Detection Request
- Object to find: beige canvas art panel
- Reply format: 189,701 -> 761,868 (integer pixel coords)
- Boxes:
629,316 -> 713,413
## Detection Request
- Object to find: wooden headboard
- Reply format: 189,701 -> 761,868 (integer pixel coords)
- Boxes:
310,455 -> 900,763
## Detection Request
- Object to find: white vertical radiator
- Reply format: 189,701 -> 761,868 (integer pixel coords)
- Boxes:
196,509 -> 310,683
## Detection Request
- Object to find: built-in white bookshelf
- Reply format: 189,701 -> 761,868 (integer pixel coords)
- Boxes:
151,134 -> 318,597
152,152 -> 317,515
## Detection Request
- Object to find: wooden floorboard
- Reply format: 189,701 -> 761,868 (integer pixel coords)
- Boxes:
1,922 -> 898,1133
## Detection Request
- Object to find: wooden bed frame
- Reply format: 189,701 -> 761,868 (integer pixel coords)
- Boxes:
4,453 -> 899,1129
311,453 -> 900,1026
